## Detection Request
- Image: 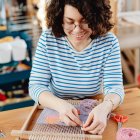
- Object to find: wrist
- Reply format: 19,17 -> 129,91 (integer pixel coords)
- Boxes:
55,98 -> 68,113
104,99 -> 114,110
101,99 -> 114,114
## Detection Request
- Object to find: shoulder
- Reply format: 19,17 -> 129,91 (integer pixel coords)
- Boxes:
41,29 -> 65,41
94,32 -> 120,54
95,32 -> 119,48
38,29 -> 66,51
98,32 -> 118,42
40,29 -> 55,40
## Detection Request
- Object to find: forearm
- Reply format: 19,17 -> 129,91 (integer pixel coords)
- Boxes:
101,93 -> 121,115
38,91 -> 65,112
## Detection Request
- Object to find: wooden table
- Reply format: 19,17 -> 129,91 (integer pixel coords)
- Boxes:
0,87 -> 140,140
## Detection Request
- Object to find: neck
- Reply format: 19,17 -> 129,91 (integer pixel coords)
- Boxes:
67,38 -> 92,52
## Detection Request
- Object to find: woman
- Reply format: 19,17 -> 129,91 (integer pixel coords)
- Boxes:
29,0 -> 125,135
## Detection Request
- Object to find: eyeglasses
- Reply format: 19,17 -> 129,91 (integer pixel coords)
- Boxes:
62,22 -> 89,30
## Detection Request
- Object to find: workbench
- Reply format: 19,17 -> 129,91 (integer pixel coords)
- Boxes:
0,87 -> 140,140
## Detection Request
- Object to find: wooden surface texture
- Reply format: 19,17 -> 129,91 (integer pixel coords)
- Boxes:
0,87 -> 140,140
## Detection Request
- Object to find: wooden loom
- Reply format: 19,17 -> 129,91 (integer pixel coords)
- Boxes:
11,100 -> 102,140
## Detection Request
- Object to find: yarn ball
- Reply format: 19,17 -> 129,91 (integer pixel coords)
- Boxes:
78,99 -> 99,115
116,128 -> 140,140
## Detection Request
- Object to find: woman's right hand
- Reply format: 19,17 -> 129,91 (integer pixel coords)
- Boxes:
58,101 -> 82,126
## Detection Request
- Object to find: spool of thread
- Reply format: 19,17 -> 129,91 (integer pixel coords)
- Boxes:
116,128 -> 140,140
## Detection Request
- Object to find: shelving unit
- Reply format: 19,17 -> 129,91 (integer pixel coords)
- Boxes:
0,30 -> 32,87
0,0 -> 38,111
0,30 -> 33,111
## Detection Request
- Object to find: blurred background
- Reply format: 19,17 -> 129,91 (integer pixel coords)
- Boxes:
0,0 -> 140,111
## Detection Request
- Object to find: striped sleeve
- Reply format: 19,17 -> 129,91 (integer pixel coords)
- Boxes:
103,34 -> 125,104
29,32 -> 51,103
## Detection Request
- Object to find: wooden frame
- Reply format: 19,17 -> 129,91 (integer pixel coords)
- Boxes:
11,103 -> 102,140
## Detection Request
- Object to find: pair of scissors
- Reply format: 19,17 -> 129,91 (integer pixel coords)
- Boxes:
111,114 -> 128,130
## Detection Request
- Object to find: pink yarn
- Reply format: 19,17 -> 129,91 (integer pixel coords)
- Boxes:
79,99 -> 99,115
116,128 -> 140,140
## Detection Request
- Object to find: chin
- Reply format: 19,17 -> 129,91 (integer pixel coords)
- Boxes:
73,36 -> 88,42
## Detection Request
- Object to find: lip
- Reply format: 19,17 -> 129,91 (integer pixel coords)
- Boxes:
71,32 -> 86,40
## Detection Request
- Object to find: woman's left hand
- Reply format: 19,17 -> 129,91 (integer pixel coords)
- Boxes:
81,102 -> 110,135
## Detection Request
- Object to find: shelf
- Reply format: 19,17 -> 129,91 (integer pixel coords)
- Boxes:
0,96 -> 34,111
0,96 -> 30,106
0,26 -> 7,31
0,69 -> 31,85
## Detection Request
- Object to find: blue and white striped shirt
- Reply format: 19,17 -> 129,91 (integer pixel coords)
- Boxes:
29,29 -> 124,103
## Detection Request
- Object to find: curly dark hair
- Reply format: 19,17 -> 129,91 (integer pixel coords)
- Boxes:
46,0 -> 114,38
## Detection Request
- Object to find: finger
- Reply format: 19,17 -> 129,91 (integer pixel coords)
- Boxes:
82,120 -> 99,131
72,108 -> 79,117
83,113 -> 94,128
63,115 -> 77,126
88,124 -> 104,135
68,111 -> 82,126
72,109 -> 83,126
98,126 -> 105,135
77,109 -> 81,115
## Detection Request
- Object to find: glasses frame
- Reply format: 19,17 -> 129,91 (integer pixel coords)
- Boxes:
62,22 -> 89,30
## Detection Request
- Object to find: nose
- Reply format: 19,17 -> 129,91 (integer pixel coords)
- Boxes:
73,24 -> 83,32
